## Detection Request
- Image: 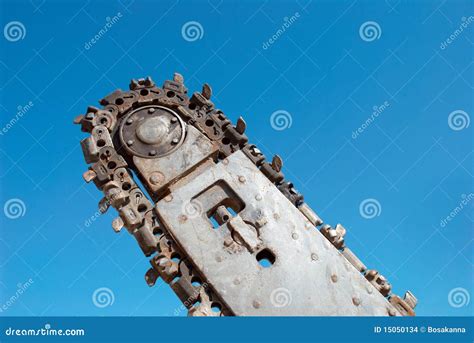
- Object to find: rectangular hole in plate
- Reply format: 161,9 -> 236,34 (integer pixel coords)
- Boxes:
191,180 -> 245,230
209,204 -> 237,229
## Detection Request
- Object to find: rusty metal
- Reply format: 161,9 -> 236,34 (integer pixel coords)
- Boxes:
75,73 -> 417,316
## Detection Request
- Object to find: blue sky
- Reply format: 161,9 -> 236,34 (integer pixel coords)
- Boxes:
0,0 -> 472,316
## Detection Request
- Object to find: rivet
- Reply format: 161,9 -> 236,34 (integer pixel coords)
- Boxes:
238,176 -> 246,183
164,195 -> 173,202
352,297 -> 361,306
252,300 -> 261,309
149,150 -> 157,156
171,117 -> 178,123
171,138 -> 179,145
388,308 -> 397,316
222,159 -> 229,165
126,118 -> 133,125
311,253 -> 318,261
292,232 -> 298,240
331,274 -> 338,283
255,194 -> 262,201
126,140 -> 134,146
149,172 -> 164,185
148,108 -> 156,113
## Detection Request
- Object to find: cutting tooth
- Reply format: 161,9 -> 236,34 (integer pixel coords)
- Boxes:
271,155 -> 283,172
236,117 -> 246,134
145,268 -> 159,287
335,223 -> 346,237
112,217 -> 124,233
73,115 -> 84,125
201,83 -> 212,100
144,76 -> 153,86
82,170 -> 97,183
86,106 -> 99,113
173,72 -> 184,83
129,79 -> 139,90
403,291 -> 418,309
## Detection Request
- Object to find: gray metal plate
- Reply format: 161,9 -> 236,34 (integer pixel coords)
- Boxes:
157,150 -> 398,316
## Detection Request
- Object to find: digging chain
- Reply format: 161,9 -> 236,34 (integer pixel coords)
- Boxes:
75,74 -> 416,316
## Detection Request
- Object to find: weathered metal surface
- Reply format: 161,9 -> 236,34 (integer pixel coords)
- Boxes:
75,74 -> 417,316
133,125 -> 218,199
158,151 -> 397,315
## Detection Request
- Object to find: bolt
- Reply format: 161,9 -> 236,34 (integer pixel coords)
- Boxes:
238,176 -> 246,183
126,118 -> 133,125
149,150 -> 157,156
171,138 -> 179,145
148,108 -> 156,114
126,140 -> 134,146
